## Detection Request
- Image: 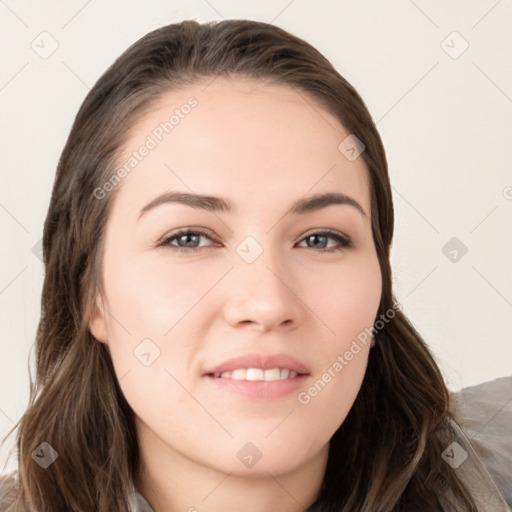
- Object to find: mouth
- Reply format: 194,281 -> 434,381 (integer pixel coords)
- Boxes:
202,352 -> 310,399
204,367 -> 310,400
206,367 -> 308,381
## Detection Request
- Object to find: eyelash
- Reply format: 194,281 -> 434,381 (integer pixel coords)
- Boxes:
157,228 -> 353,254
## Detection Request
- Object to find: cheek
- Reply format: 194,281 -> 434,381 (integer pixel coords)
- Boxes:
297,254 -> 380,421
100,256 -> 199,424
98,255 -> 214,399
308,253 -> 382,349
104,255 -> 218,338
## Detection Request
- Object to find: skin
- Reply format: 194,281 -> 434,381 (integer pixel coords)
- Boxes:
89,77 -> 382,512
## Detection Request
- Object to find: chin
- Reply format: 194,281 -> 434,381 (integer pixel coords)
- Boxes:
206,436 -> 323,477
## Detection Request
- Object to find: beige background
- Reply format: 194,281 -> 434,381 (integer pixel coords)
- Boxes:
1,0 -> 511,472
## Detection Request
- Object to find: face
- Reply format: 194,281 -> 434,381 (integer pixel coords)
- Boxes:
89,77 -> 382,477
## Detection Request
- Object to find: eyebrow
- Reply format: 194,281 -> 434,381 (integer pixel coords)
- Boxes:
138,190 -> 368,220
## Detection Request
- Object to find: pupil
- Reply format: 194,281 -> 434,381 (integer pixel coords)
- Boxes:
181,234 -> 199,247
309,235 -> 326,248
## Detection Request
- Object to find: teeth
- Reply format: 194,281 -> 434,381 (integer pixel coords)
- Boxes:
214,368 -> 300,381
231,369 -> 246,380
246,368 -> 264,381
263,368 -> 281,381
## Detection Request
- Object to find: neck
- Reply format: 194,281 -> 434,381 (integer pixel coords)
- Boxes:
134,426 -> 329,512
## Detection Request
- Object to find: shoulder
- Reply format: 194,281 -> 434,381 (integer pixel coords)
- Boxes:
0,470 -> 18,512
450,375 -> 512,510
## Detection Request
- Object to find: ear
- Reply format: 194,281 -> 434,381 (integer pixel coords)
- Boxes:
89,293 -> 109,344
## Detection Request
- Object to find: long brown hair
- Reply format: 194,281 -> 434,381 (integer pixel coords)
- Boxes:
1,19 -> 477,511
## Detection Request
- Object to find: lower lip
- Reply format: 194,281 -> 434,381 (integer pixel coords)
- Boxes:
204,374 -> 309,399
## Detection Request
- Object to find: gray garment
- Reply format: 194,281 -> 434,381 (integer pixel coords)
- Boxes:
441,375 -> 512,511
1,376 -> 511,511
133,491 -> 154,512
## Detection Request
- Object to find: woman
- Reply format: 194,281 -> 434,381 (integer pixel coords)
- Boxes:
1,19 -> 510,512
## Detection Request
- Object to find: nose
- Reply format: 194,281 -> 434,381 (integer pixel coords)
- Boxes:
223,257 -> 305,333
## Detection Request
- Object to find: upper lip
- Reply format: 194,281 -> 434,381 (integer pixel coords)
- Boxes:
204,353 -> 310,376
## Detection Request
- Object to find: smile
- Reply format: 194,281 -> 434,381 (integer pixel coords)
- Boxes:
210,368 -> 299,381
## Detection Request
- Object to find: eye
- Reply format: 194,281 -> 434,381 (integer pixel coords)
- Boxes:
158,227 -> 218,253
157,228 -> 353,253
297,230 -> 353,252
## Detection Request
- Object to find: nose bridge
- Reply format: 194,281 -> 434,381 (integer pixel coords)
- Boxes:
223,239 -> 303,331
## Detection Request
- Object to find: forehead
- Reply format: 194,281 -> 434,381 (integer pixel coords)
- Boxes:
111,77 -> 371,219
